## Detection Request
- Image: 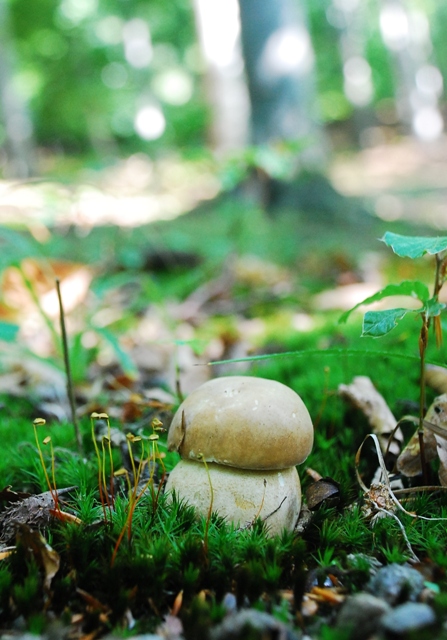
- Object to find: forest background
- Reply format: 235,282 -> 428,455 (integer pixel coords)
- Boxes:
2,1 -> 447,637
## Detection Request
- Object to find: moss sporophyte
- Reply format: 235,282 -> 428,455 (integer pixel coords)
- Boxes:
110,418 -> 167,567
32,418 -> 60,515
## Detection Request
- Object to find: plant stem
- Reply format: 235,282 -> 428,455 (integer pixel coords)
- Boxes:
56,278 -> 82,452
418,315 -> 428,485
91,414 -> 108,524
33,424 -> 57,508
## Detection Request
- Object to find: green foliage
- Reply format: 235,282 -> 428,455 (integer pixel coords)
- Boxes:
7,0 -> 207,156
341,233 -> 447,338
10,557 -> 42,619
382,232 -> 447,259
0,564 -> 12,614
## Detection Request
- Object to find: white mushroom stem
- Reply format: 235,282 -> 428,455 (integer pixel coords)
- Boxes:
166,460 -> 302,536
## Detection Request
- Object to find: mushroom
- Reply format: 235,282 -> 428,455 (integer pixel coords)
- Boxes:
165,376 -> 313,535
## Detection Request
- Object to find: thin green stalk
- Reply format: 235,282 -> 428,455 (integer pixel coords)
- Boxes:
33,419 -> 58,510
46,436 -> 60,512
101,413 -> 114,507
111,436 -> 145,566
418,315 -> 428,485
56,278 -> 82,452
101,437 -> 112,514
90,413 -> 108,523
19,267 -> 61,354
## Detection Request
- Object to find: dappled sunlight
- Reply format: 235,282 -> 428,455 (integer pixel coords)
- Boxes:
330,136 -> 447,227
0,154 -> 220,228
261,25 -> 314,78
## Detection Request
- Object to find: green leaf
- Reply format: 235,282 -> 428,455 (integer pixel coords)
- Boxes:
362,308 -> 410,337
381,232 -> 447,258
339,280 -> 429,323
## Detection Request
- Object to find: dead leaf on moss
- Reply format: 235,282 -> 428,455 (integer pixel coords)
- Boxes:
426,364 -> 447,394
397,394 -> 447,485
15,524 -> 60,591
306,477 -> 340,511
338,376 -> 403,455
0,485 -> 31,502
0,486 -> 77,544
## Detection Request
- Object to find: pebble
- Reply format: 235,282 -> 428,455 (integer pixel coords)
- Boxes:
210,609 -> 299,640
336,592 -> 391,640
366,563 -> 424,605
380,602 -> 437,638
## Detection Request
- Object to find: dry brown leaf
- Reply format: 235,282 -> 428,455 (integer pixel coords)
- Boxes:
305,477 -> 340,511
425,364 -> 447,394
0,548 -> 15,561
301,595 -> 319,617
338,376 -> 403,455
3,258 -> 93,318
15,524 -> 60,591
0,486 -> 77,543
309,586 -> 345,605
397,394 -> 447,484
0,485 -> 31,502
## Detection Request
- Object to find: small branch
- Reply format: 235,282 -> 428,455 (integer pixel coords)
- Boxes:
56,279 -> 82,452
375,507 -> 420,564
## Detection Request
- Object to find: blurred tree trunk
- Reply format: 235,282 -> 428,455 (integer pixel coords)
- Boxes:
193,0 -> 250,152
237,0 -> 326,162
0,1 -> 35,178
235,0 -> 337,214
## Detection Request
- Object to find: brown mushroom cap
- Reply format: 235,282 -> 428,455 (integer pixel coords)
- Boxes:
166,459 -> 302,535
167,376 -> 313,470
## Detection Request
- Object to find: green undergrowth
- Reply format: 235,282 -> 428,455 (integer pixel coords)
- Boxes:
3,220 -> 447,635
1,481 -> 447,636
2,312 -> 447,636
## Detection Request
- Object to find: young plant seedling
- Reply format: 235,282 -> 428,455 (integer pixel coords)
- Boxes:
340,232 -> 447,481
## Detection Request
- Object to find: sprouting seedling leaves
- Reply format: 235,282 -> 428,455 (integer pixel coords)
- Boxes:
382,232 -> 447,259
339,280 -> 431,337
342,232 -> 447,481
362,308 -> 409,338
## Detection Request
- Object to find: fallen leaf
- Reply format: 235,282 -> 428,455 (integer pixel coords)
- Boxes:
0,485 -> 31,502
339,376 -> 403,455
309,586 -> 345,604
0,486 -> 77,544
397,395 -> 447,482
306,477 -> 340,511
0,547 -> 15,561
425,364 -> 447,394
15,524 -> 60,591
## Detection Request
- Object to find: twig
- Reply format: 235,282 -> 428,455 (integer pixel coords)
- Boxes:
357,433 -> 447,522
56,278 -> 82,452
236,495 -> 287,532
375,507 -> 420,563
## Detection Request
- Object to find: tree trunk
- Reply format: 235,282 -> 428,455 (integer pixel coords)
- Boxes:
0,1 -> 35,178
237,0 -> 326,162
193,0 -> 250,152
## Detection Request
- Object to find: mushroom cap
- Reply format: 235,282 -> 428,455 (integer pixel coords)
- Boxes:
167,376 -> 313,470
166,459 -> 301,536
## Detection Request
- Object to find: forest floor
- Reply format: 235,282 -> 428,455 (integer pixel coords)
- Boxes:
0,137 -> 447,639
